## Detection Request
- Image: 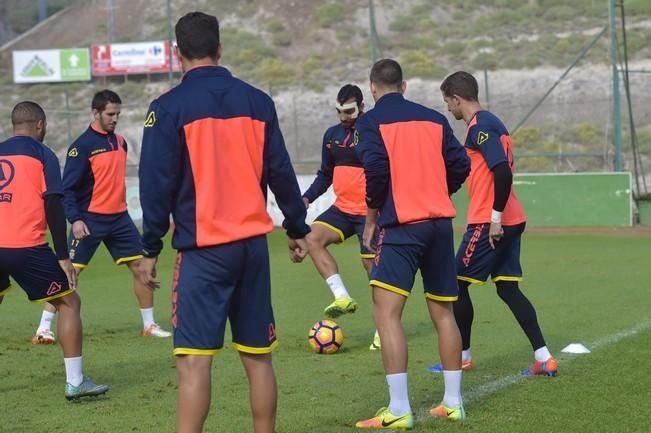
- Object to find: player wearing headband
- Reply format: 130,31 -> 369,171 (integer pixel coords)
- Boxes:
299,84 -> 381,350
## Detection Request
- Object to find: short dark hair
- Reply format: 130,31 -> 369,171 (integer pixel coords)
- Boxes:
11,101 -> 46,126
440,71 -> 479,102
175,12 -> 220,60
92,89 -> 122,112
337,84 -> 363,105
369,59 -> 403,89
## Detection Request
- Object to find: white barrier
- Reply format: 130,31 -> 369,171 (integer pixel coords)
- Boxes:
126,175 -> 337,226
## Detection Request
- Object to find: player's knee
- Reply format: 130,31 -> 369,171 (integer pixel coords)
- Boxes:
51,291 -> 81,311
496,280 -> 519,301
240,351 -> 273,368
126,260 -> 140,275
306,233 -> 328,250
176,354 -> 212,377
372,308 -> 387,326
372,303 -> 400,325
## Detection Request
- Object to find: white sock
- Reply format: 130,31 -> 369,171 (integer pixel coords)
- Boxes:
386,373 -> 411,416
140,308 -> 155,329
38,310 -> 56,332
442,370 -> 463,408
534,346 -> 552,362
462,348 -> 472,362
64,356 -> 83,387
325,274 -> 350,299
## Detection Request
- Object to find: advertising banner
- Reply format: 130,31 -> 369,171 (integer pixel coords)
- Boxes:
13,48 -> 91,83
92,41 -> 180,76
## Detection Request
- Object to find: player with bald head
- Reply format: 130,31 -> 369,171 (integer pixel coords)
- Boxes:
0,101 -> 108,400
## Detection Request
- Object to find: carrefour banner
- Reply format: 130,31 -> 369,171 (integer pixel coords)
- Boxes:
12,48 -> 91,83
92,41 -> 180,76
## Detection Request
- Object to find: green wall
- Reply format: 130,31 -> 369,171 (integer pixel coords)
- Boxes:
452,173 -> 632,227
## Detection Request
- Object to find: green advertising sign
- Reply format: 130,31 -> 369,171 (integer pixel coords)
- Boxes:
60,48 -> 90,81
13,48 -> 90,83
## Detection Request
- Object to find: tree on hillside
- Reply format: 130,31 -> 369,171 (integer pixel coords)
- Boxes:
0,0 -> 14,45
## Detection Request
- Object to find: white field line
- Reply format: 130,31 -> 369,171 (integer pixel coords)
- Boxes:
415,318 -> 651,422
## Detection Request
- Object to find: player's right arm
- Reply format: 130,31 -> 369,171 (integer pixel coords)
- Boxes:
355,113 -> 387,250
139,99 -> 180,259
62,142 -> 90,237
355,113 -> 389,211
470,124 -> 510,247
442,120 -> 470,195
43,148 -> 77,289
301,130 -> 334,206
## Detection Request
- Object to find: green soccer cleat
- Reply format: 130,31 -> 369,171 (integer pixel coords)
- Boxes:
323,297 -> 358,319
355,407 -> 415,429
65,377 -> 109,401
430,402 -> 466,421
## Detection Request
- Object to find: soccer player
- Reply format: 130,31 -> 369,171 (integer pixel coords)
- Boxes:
32,90 -> 171,343
301,84 -> 381,350
136,12 -> 310,433
428,70 -> 557,377
354,59 -> 470,429
0,101 -> 108,400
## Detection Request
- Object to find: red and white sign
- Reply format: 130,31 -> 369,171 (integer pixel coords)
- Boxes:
92,41 -> 180,76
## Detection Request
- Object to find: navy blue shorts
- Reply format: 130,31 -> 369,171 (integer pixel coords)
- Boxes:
456,222 -> 526,285
172,235 -> 277,356
0,245 -> 72,302
313,205 -> 374,258
69,212 -> 143,267
370,219 -> 458,301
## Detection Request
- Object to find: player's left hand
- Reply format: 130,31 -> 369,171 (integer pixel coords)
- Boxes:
58,259 -> 77,290
288,238 -> 309,263
488,222 -> 503,249
136,257 -> 160,290
363,220 -> 377,253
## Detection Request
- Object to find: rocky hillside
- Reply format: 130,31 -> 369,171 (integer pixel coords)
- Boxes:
0,0 -> 649,176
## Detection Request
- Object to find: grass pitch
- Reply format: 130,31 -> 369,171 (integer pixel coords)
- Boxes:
1,228 -> 650,433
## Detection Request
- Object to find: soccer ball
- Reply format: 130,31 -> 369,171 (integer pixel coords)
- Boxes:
308,320 -> 344,354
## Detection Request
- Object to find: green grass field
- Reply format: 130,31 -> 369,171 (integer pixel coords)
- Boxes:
1,229 -> 650,433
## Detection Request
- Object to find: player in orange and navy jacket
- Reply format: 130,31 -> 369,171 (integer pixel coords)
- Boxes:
354,60 -> 470,429
32,90 -> 170,344
300,84 -> 381,347
136,12 -> 310,433
0,101 -> 108,400
430,70 -> 557,378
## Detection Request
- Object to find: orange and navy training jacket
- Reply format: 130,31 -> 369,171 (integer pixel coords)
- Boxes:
463,111 -> 526,225
355,93 -> 470,228
0,135 -> 63,248
139,65 -> 310,256
302,123 -> 367,216
62,125 -> 128,223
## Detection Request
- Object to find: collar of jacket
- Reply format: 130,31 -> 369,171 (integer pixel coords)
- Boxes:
182,65 -> 231,81
375,92 -> 404,106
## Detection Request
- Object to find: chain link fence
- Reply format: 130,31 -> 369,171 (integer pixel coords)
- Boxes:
0,64 -> 649,184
